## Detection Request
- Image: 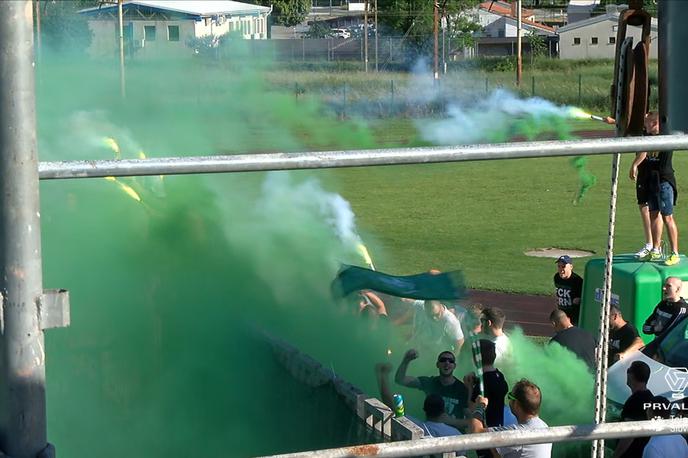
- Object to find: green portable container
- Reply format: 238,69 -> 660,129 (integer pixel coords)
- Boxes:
580,254 -> 688,343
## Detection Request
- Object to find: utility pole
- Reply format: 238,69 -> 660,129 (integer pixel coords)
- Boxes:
441,10 -> 447,74
364,0 -> 369,72
516,0 -> 522,86
374,0 -> 378,72
433,1 -> 439,80
0,1 -> 49,457
118,0 -> 126,97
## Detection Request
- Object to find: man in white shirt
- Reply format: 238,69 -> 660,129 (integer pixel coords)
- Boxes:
412,300 -> 465,353
481,307 -> 511,364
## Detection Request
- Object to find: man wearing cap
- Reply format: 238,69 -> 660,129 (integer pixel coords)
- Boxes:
554,255 -> 584,325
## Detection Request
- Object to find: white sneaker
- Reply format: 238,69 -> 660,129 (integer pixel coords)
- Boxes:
635,246 -> 651,259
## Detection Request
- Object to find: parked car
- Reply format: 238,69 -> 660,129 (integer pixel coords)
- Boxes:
330,28 -> 351,39
608,314 -> 688,407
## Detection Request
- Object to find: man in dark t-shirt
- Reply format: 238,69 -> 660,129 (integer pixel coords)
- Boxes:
549,309 -> 596,371
643,276 -> 688,337
553,255 -> 583,325
466,340 -> 509,427
464,340 -> 509,458
608,304 -> 644,365
615,361 -> 654,457
395,348 -> 468,421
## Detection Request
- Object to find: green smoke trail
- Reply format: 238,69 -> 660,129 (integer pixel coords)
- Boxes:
502,329 -> 595,457
570,156 -> 598,205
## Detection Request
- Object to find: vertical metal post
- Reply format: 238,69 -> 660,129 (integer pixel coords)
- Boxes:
34,0 -> 40,60
0,2 -> 48,457
364,0 -> 369,72
118,0 -> 126,98
441,14 -> 447,74
390,79 -> 394,114
374,0 -> 378,72
578,73 -> 582,106
517,0 -> 522,86
433,1 -> 439,80
659,0 -> 688,134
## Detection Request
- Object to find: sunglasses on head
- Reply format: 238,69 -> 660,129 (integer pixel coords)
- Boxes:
437,357 -> 455,364
507,392 -> 517,402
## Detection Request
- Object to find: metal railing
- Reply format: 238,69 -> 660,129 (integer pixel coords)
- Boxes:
261,418 -> 688,458
39,134 -> 688,180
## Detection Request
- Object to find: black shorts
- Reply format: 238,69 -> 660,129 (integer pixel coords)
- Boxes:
635,171 -> 651,205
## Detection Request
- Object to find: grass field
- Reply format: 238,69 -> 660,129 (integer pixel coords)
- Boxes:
306,115 -> 684,295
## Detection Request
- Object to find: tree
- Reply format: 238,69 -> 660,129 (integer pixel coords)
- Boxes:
377,0 -> 480,52
527,31 -> 547,63
255,0 -> 310,27
37,0 -> 98,54
306,21 -> 332,39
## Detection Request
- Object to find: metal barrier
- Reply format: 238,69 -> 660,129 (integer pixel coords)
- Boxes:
261,418 -> 688,457
38,134 -> 688,180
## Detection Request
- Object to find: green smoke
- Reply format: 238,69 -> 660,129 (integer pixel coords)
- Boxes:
36,46 -> 393,457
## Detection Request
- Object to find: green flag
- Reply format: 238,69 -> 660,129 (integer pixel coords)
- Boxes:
331,265 -> 466,300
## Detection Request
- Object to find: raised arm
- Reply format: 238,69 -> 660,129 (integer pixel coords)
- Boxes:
394,349 -> 421,388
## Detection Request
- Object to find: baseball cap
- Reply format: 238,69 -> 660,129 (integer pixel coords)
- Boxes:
555,255 -> 573,265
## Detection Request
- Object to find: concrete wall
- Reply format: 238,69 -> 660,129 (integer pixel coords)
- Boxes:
559,19 -> 658,59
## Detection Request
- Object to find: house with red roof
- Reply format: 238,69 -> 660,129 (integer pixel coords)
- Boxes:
464,1 -> 558,57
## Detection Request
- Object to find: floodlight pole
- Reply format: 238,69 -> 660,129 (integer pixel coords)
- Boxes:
0,2 -> 50,457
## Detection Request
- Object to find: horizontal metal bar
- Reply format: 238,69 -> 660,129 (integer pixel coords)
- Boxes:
39,134 -> 688,180
261,418 -> 688,458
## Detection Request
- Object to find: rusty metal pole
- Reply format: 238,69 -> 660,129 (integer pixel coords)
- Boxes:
118,0 -> 126,97
659,0 -> 688,135
0,2 -> 50,457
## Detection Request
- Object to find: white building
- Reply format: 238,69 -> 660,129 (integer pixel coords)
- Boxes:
558,5 -> 657,60
475,1 -> 555,38
79,0 -> 271,58
567,0 -> 601,24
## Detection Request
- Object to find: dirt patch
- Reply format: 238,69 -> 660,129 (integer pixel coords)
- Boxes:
524,247 -> 595,258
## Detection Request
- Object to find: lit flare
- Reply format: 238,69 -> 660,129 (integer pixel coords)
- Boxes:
104,176 -> 142,203
103,137 -> 121,159
356,243 -> 375,271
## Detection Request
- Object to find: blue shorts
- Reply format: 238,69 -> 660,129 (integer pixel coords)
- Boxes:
648,181 -> 674,216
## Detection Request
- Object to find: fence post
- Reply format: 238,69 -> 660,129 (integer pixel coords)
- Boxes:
302,38 -> 305,62
343,83 -> 347,118
485,77 -> 488,94
532,75 -> 535,97
389,37 -> 393,63
578,73 -> 582,106
390,79 -> 395,116
295,82 -> 299,101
